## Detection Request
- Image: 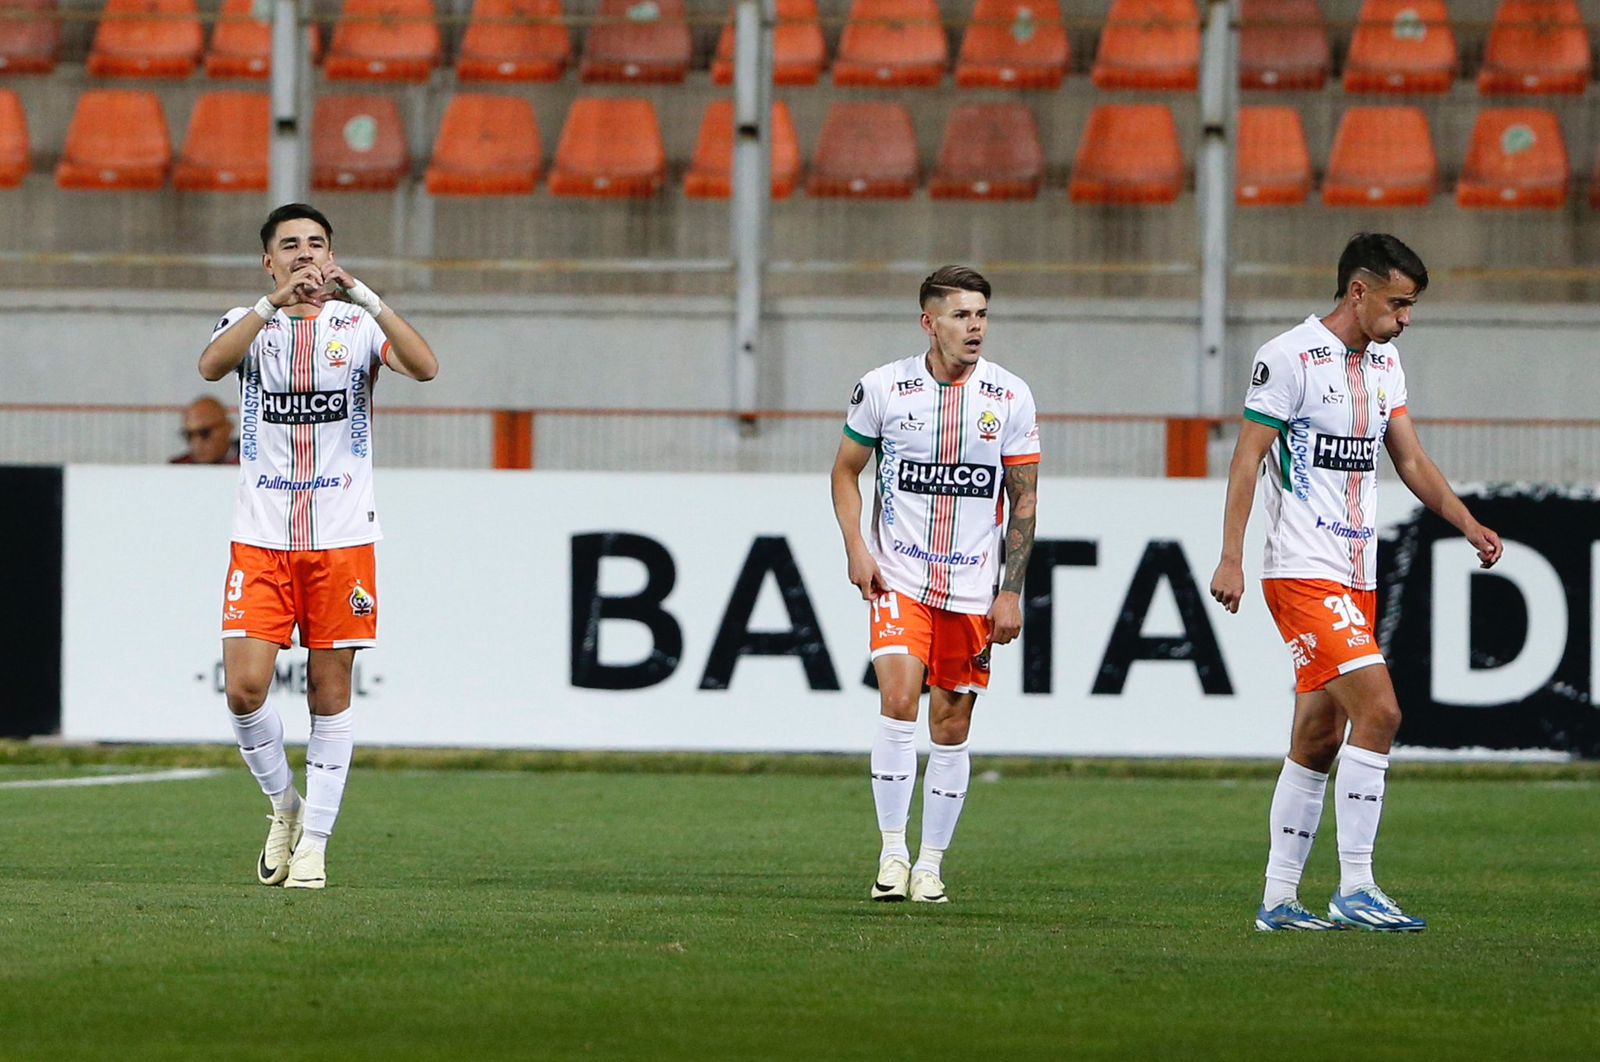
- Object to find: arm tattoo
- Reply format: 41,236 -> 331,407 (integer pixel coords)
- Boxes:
1000,464 -> 1038,595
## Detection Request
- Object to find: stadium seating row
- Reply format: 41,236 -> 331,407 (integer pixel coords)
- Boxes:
3,88 -> 1595,209
0,0 -> 1590,94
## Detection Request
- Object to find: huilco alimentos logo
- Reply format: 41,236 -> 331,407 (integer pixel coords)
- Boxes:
896,461 -> 997,497
262,390 -> 349,425
1313,434 -> 1377,471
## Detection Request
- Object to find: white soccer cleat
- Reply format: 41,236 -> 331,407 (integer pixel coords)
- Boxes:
257,803 -> 304,886
283,844 -> 326,890
871,856 -> 911,902
909,868 -> 949,904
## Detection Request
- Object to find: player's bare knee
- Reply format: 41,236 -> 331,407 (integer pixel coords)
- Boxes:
879,697 -> 920,722
929,718 -> 971,746
224,679 -> 269,715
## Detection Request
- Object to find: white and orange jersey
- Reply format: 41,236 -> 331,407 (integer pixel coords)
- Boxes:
211,302 -> 391,551
844,354 -> 1041,615
1244,314 -> 1410,590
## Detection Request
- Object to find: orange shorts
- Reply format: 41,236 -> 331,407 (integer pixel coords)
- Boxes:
869,590 -> 991,694
1262,578 -> 1384,693
221,542 -> 378,650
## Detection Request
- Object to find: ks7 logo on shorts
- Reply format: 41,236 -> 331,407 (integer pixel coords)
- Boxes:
896,461 -> 997,497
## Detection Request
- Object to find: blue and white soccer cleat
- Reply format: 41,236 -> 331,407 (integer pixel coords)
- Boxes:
1254,899 -> 1345,932
1328,886 -> 1427,932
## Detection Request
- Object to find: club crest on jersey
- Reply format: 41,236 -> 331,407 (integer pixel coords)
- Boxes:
977,410 -> 1001,441
325,340 -> 349,369
1377,387 -> 1388,416
348,582 -> 376,617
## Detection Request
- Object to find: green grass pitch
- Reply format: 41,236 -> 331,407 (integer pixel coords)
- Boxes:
1,756 -> 1596,1060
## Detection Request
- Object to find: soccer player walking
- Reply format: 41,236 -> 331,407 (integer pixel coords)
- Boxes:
1209,234 -> 1501,931
831,266 -> 1039,904
199,204 -> 438,889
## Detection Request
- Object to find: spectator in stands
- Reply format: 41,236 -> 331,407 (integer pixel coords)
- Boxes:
171,396 -> 239,465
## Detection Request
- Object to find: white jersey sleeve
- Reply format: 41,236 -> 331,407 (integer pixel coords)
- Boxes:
1244,340 -> 1305,426
1000,380 -> 1041,464
843,369 -> 887,446
1389,351 -> 1409,416
212,308 -> 250,343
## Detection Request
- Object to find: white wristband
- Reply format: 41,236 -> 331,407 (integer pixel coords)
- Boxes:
342,279 -> 384,317
253,295 -> 277,322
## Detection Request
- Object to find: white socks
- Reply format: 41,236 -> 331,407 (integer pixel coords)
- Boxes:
304,708 -> 355,842
915,741 -> 969,875
1335,744 -> 1389,896
871,716 -> 918,861
229,704 -> 295,806
1263,757 -> 1328,908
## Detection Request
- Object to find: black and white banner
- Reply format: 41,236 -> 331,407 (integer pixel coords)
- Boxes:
55,468 -> 1599,757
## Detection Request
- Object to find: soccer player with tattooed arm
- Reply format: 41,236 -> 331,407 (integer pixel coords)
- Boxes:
198,203 -> 439,890
1209,233 -> 1501,932
831,265 -> 1040,904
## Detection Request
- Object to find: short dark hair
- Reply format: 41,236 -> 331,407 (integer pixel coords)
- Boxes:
1335,233 -> 1428,299
260,203 -> 333,252
920,265 -> 991,309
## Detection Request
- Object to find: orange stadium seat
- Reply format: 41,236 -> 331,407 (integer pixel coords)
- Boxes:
173,91 -> 268,191
548,97 -> 665,197
456,0 -> 572,82
325,0 -> 441,82
1322,107 -> 1435,206
205,0 -> 323,79
1239,0 -> 1328,90
929,103 -> 1043,199
0,0 -> 61,74
807,102 -> 918,197
712,0 -> 826,86
1069,104 -> 1183,204
425,94 -> 542,196
0,90 -> 28,186
1457,108 -> 1568,208
1236,105 -> 1310,205
832,0 -> 947,87
1477,0 -> 1590,96
955,0 -> 1069,89
580,0 -> 691,83
86,0 -> 203,79
1091,0 -> 1199,91
55,90 -> 170,190
312,94 -> 408,190
684,99 -> 801,200
1343,0 -> 1456,94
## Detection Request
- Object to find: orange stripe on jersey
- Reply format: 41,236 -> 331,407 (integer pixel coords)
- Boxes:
1391,404 -> 1408,418
1002,453 -> 1040,466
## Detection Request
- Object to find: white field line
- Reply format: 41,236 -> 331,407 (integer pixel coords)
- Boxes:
0,767 -> 225,790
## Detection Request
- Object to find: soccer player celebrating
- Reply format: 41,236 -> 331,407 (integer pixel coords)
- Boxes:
1210,233 -> 1501,932
830,265 -> 1040,904
199,203 -> 438,889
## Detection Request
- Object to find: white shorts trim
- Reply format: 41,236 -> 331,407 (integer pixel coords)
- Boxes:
329,638 -> 378,649
870,646 -> 910,660
1336,653 -> 1386,675
220,629 -> 248,639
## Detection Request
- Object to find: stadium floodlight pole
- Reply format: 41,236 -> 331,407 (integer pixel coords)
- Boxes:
268,0 -> 307,206
730,0 -> 774,418
1196,0 -> 1235,417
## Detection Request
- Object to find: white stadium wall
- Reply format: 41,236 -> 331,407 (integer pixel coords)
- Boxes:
60,468 -> 1600,757
5,291 -> 1600,418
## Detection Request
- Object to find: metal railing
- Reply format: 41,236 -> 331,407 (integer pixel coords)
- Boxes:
7,403 -> 1600,482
